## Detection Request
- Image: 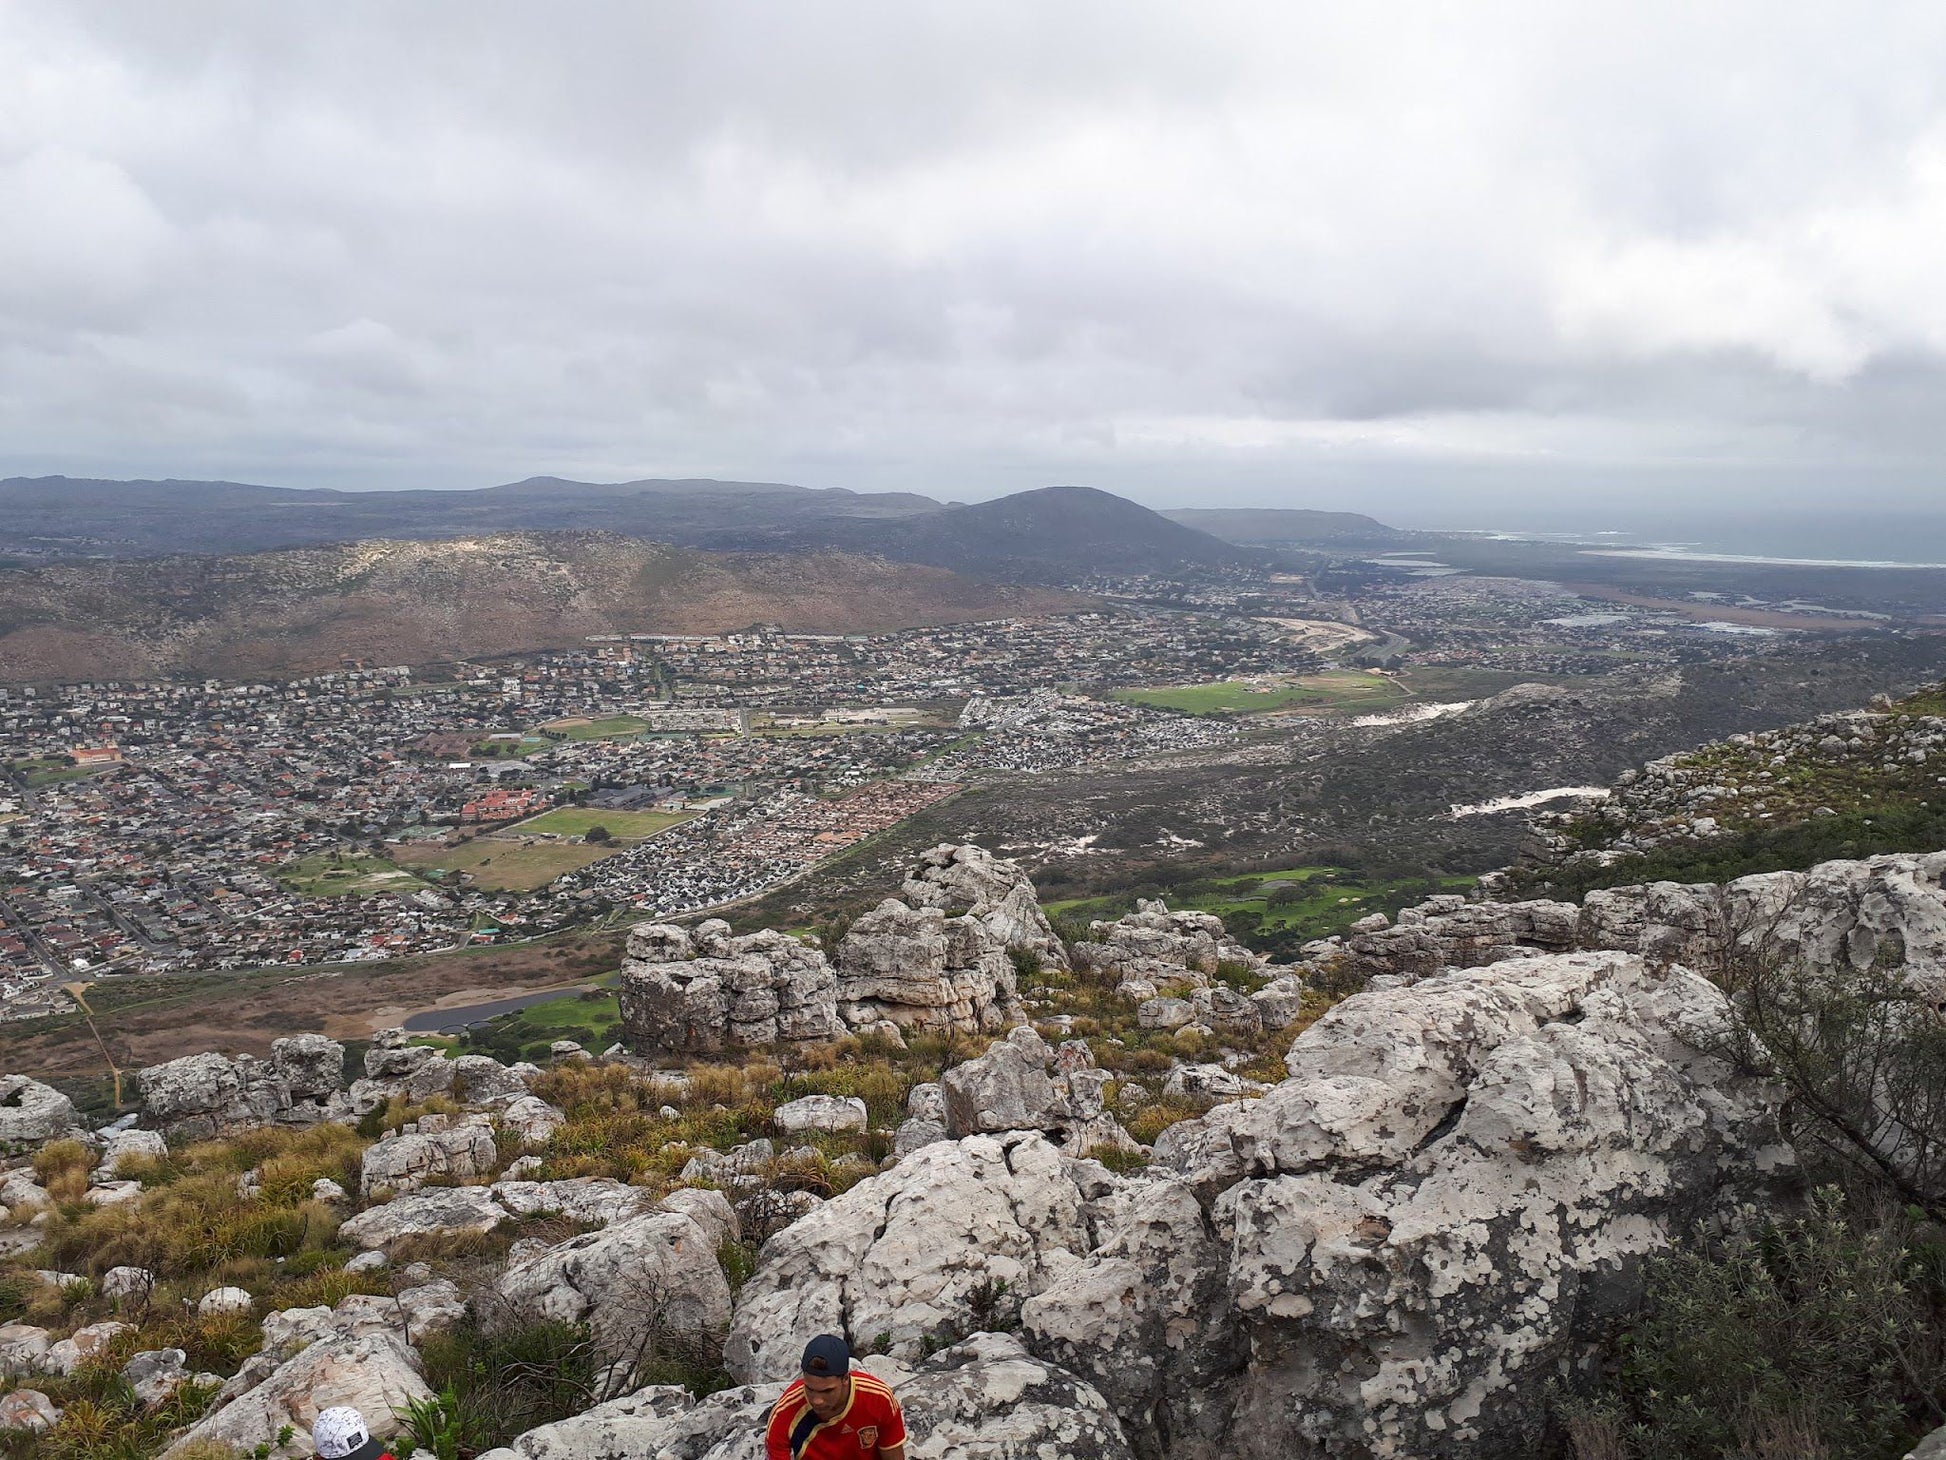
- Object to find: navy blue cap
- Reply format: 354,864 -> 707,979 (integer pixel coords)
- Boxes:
801,1334 -> 851,1376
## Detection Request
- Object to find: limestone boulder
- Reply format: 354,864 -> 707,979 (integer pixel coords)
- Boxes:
98,1128 -> 167,1176
496,1210 -> 731,1369
618,920 -> 841,1055
339,1184 -> 507,1249
834,899 -> 1022,1035
139,1036 -> 348,1141
0,1324 -> 51,1377
489,1177 -> 657,1227
772,1095 -> 867,1134
483,1333 -> 1132,1460
497,1095 -> 566,1146
452,1054 -> 531,1106
1021,950 -> 1794,1460
0,1389 -> 59,1434
359,1117 -> 495,1197
901,842 -> 1072,973
724,1131 -> 1092,1381
163,1330 -> 431,1459
44,1320 -> 133,1377
0,1076 -> 84,1153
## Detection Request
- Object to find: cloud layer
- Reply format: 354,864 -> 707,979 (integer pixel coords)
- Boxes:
5,1 -> 1946,521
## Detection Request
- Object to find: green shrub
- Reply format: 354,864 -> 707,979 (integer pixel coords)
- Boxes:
1562,1189 -> 1946,1460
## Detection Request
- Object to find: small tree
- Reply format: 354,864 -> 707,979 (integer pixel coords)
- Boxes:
584,825 -> 611,844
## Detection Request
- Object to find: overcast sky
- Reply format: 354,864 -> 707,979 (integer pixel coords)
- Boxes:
6,2 -> 1946,527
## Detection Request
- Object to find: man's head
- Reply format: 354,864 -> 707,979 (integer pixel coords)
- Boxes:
800,1333 -> 852,1419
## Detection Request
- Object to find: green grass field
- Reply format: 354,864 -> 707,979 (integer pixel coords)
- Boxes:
512,806 -> 694,839
540,715 -> 651,741
459,985 -> 623,1064
1112,670 -> 1406,717
276,853 -> 431,898
391,838 -> 617,891
8,756 -> 106,788
1047,866 -> 1476,953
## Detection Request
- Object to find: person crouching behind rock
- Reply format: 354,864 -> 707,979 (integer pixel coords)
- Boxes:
765,1334 -> 907,1460
312,1407 -> 395,1460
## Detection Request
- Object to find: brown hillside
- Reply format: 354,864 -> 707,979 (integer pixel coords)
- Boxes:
0,531 -> 1086,681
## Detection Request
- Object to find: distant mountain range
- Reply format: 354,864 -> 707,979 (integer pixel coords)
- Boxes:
1162,507 -> 1401,545
0,477 -> 1309,581
0,531 -> 1084,682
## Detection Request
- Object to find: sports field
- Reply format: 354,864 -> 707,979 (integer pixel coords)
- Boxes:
1112,670 -> 1405,716
538,715 -> 651,740
390,838 -> 616,892
512,806 -> 693,839
277,853 -> 431,897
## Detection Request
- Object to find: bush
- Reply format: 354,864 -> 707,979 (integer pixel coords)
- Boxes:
1561,1189 -> 1946,1460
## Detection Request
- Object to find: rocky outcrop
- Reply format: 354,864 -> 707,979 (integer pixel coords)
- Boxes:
164,1330 -> 431,1459
138,1035 -> 348,1141
349,1030 -> 457,1116
834,899 -> 1022,1034
0,1076 -> 84,1153
725,1130 -> 1094,1382
618,920 -> 842,1056
339,1185 -> 507,1249
1071,900 -> 1267,999
901,842 -> 1072,973
496,1208 -> 731,1373
1021,950 -> 1792,1460
359,1115 -> 495,1197
1304,852 -> 1946,1004
479,1334 -> 1133,1460
939,1028 -> 1138,1157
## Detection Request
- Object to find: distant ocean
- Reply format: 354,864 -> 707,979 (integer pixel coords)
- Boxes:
1441,512 -> 1946,570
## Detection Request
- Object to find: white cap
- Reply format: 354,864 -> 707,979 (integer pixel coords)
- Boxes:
312,1408 -> 370,1460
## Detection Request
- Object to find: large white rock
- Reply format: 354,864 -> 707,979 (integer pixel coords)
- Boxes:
339,1184 -> 507,1249
164,1330 -> 432,1459
359,1117 -> 495,1197
496,1210 -> 731,1368
138,1035 -> 348,1141
772,1095 -> 867,1134
834,900 -> 1022,1035
0,1076 -> 84,1153
482,1333 -> 1132,1460
900,842 -> 1072,974
98,1128 -> 167,1176
618,921 -> 842,1055
725,1131 -> 1092,1382
1025,950 -> 1794,1460
489,1177 -> 658,1227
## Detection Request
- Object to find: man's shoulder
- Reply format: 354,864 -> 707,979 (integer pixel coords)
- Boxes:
767,1380 -> 808,1428
849,1371 -> 901,1411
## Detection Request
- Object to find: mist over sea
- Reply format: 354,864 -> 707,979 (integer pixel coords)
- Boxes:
1445,510 -> 1946,568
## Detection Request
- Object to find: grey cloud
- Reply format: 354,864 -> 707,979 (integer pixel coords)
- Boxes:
6,1 -> 1946,518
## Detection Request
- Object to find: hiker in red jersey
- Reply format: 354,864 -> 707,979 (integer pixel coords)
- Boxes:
765,1334 -> 908,1460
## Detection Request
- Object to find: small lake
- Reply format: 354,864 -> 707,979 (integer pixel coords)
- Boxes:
402,986 -> 598,1033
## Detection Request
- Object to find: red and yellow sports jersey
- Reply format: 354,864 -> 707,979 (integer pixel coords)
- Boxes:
764,1372 -> 907,1460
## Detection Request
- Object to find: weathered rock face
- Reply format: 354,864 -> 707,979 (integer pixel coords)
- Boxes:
1307,853 -> 1946,1007
165,1330 -> 431,1459
359,1116 -> 495,1197
496,1209 -> 731,1372
1023,950 -> 1793,1460
1072,899 -> 1266,998
939,1028 -> 1138,1157
834,899 -> 1022,1034
349,1030 -> 455,1115
138,1035 -> 348,1141
0,1076 -> 84,1153
901,842 -> 1072,973
725,1131 -> 1094,1382
618,920 -> 842,1056
481,1334 -> 1133,1460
